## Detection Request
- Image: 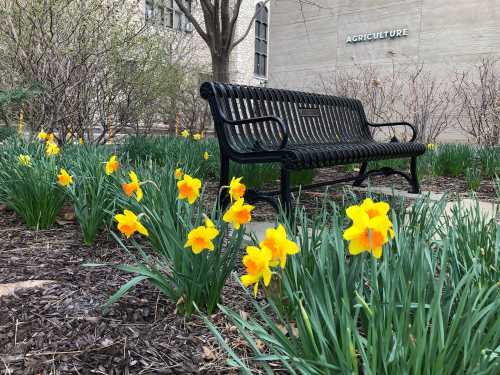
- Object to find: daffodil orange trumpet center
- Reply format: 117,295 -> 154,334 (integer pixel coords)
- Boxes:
122,171 -> 143,202
343,198 -> 394,259
57,168 -> 73,187
260,224 -> 300,268
184,221 -> 219,254
228,176 -> 246,201
177,174 -> 202,204
240,245 -> 273,297
115,210 -> 149,238
223,198 -> 254,229
105,155 -> 119,175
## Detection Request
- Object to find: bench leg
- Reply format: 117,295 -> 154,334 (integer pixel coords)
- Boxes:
218,155 -> 230,211
409,156 -> 420,194
280,168 -> 293,218
353,162 -> 368,187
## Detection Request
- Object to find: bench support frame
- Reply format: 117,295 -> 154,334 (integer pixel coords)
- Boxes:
217,154 -> 421,215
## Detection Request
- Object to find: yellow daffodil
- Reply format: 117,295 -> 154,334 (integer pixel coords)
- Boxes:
343,201 -> 394,259
229,176 -> 246,201
240,246 -> 273,297
79,137 -> 84,145
184,216 -> 220,254
260,224 -> 299,268
122,171 -> 143,202
175,168 -> 183,180
57,168 -> 73,187
193,133 -> 203,140
181,129 -> 190,138
223,198 -> 254,229
38,130 -> 48,140
203,151 -> 209,161
45,141 -> 60,156
115,210 -> 149,238
177,174 -> 202,204
18,154 -> 32,167
427,143 -> 435,151
359,198 -> 390,219
47,133 -> 55,143
105,155 -> 119,175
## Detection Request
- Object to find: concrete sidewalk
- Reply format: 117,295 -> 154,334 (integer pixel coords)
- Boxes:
245,187 -> 498,242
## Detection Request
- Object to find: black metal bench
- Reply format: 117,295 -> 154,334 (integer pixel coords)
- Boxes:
200,81 -> 426,213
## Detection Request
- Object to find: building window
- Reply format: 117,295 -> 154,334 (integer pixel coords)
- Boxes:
145,0 -> 192,32
254,3 -> 268,77
145,0 -> 155,21
166,0 -> 174,28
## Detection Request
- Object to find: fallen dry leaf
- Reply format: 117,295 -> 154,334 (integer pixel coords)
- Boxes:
239,310 -> 248,321
0,280 -> 56,297
276,323 -> 299,337
100,338 -> 114,347
255,339 -> 266,352
229,325 -> 238,333
202,346 -> 216,361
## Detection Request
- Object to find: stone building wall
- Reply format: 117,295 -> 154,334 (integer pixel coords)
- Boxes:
267,0 -> 500,141
230,0 -> 270,86
269,0 -> 499,88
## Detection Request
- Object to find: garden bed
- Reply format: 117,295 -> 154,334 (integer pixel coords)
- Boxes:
0,207 -> 256,374
0,135 -> 498,374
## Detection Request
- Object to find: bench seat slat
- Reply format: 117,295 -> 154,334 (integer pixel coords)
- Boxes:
282,141 -> 425,170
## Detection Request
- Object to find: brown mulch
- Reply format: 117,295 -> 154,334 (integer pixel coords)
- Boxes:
0,208 -> 259,375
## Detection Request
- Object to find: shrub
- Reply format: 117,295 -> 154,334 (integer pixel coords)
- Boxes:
440,199 -> 499,286
477,146 -> 500,178
121,135 -> 220,179
0,139 -> 66,228
0,126 -> 16,141
89,163 -> 246,316
0,1 -> 201,143
432,144 -> 474,177
465,166 -> 482,191
62,145 -> 117,245
121,135 -> 310,188
203,196 -> 500,374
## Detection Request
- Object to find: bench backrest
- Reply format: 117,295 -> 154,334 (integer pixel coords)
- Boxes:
200,81 -> 372,150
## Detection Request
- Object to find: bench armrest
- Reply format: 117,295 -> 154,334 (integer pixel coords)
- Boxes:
222,115 -> 289,150
367,121 -> 417,142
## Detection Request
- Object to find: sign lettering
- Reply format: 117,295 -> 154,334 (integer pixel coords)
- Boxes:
346,28 -> 409,44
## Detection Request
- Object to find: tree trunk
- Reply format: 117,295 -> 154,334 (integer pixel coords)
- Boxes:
211,51 -> 231,82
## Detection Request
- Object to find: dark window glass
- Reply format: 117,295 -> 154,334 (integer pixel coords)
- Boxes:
145,0 -> 154,21
158,4 -> 165,26
254,3 -> 268,77
261,24 -> 267,40
166,0 -> 174,28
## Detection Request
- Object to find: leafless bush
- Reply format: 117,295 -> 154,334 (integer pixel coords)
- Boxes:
319,63 -> 454,143
320,64 -> 401,126
453,57 -> 499,146
396,65 -> 454,143
0,0 -> 209,143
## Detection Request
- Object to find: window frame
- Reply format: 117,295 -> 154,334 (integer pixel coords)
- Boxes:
145,0 -> 191,32
254,3 -> 269,78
